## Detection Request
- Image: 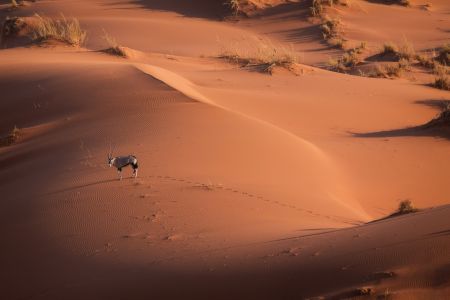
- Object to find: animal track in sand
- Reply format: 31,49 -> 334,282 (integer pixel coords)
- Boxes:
143,174 -> 363,226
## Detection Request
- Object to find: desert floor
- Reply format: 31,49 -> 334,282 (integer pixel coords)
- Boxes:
0,0 -> 449,299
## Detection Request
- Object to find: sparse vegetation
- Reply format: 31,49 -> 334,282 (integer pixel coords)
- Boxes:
0,126 -> 20,147
424,102 -> 450,127
433,63 -> 449,90
102,29 -> 127,57
436,43 -> 450,65
416,52 -> 436,69
310,0 -> 325,17
321,16 -> 341,40
310,0 -> 350,17
11,0 -> 19,8
328,51 -> 360,73
380,39 -> 415,61
30,14 -> 86,46
320,16 -> 347,48
0,16 -> 26,43
327,43 -> 366,73
220,37 -> 299,74
225,0 -> 242,16
397,200 -> 418,214
371,63 -> 403,78
381,42 -> 399,56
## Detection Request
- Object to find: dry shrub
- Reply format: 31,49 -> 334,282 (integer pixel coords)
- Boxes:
102,29 -> 127,57
369,63 -> 403,78
433,63 -> 449,90
382,42 -> 399,55
310,0 -> 350,17
397,38 -> 415,60
436,43 -> 450,65
321,16 -> 341,40
0,16 -> 26,42
328,50 -> 360,73
220,37 -> 299,74
226,0 -> 242,15
30,14 -> 86,46
0,126 -> 20,147
416,52 -> 436,68
423,103 -> 450,128
397,200 -> 418,214
311,0 -> 325,17
380,39 -> 415,61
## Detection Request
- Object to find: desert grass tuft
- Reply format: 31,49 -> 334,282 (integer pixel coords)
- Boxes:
328,51 -> 359,73
219,37 -> 299,74
0,126 -> 20,147
436,43 -> 450,65
380,39 -> 415,61
225,0 -> 242,16
370,63 -> 403,78
382,42 -> 398,55
310,0 -> 351,17
30,14 -> 86,46
397,200 -> 419,215
321,16 -> 341,40
11,0 -> 19,8
102,29 -> 127,57
433,63 -> 449,90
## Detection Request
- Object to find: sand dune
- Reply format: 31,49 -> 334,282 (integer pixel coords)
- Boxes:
0,0 -> 449,299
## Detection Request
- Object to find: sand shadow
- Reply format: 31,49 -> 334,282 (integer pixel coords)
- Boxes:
351,99 -> 450,141
43,177 -> 132,195
122,0 -> 231,19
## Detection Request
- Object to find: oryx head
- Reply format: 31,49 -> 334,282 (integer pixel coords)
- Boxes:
107,142 -> 116,167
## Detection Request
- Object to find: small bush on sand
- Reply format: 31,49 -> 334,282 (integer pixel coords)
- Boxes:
310,0 -> 350,17
382,42 -> 398,55
423,103 -> 450,128
321,16 -> 341,40
0,126 -> 20,147
397,200 -> 418,215
436,43 -> 450,65
220,37 -> 299,74
433,63 -> 449,90
1,16 -> 26,42
225,0 -> 241,16
416,52 -> 436,69
369,62 -> 405,78
311,0 -> 325,17
102,30 -> 127,57
328,50 -> 360,73
30,14 -> 86,46
380,39 -> 415,61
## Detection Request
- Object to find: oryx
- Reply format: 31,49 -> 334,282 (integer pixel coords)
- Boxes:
107,144 -> 139,180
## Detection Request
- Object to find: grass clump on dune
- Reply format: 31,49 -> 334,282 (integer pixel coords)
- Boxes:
220,37 -> 299,74
102,29 -> 127,57
328,51 -> 359,73
0,126 -> 20,147
321,16 -> 346,49
225,0 -> 242,16
384,200 -> 419,219
30,14 -> 86,46
424,103 -> 450,127
396,200 -> 418,215
433,63 -> 449,90
381,39 -> 415,61
310,0 -> 351,17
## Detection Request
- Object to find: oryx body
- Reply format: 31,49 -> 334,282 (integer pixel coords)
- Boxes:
108,154 -> 139,180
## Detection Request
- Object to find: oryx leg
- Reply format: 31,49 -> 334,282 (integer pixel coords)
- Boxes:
118,168 -> 122,180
